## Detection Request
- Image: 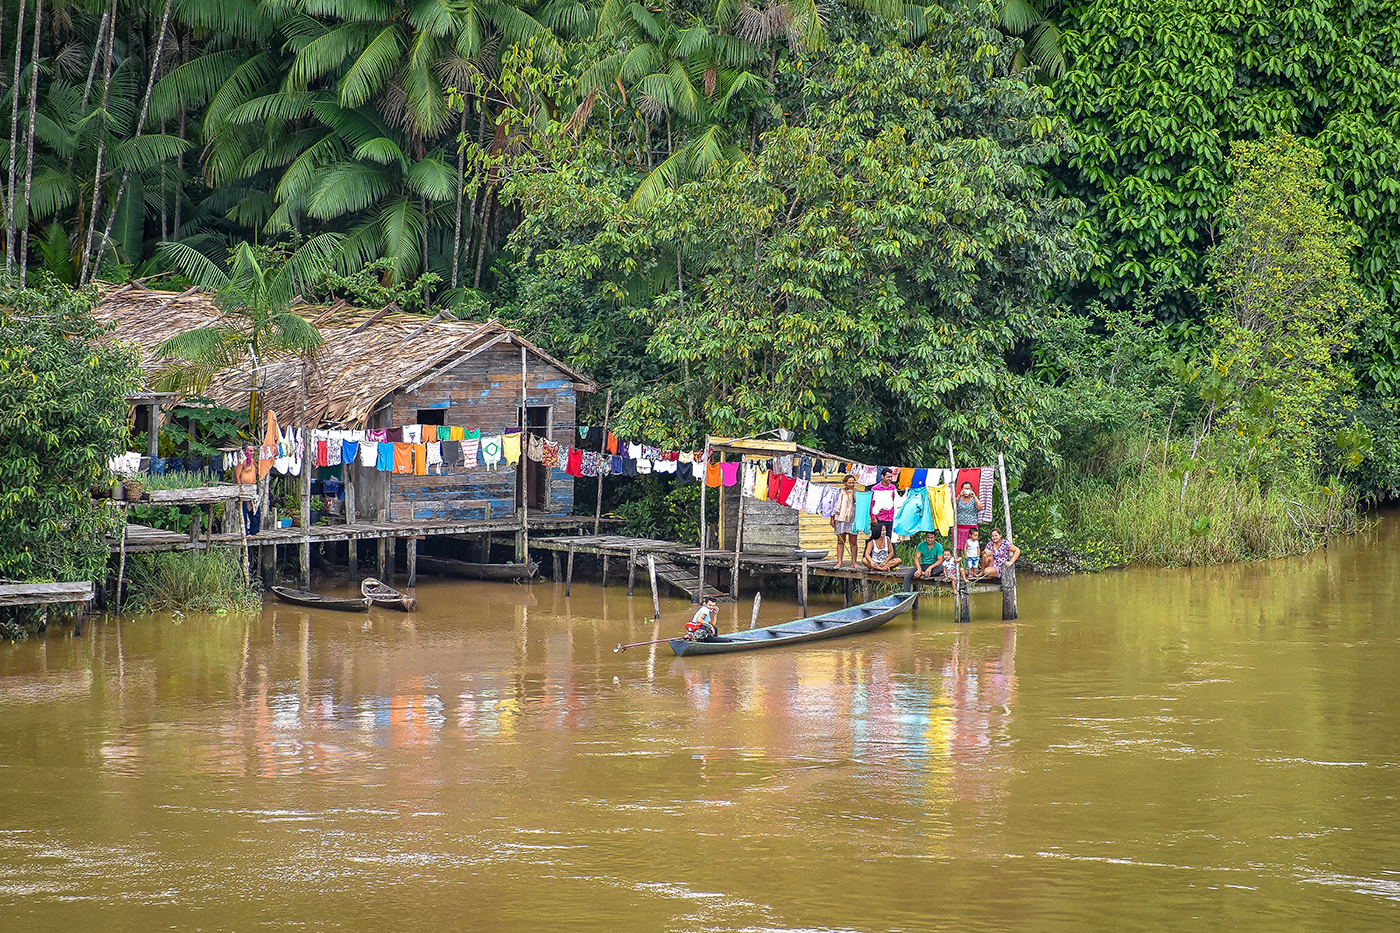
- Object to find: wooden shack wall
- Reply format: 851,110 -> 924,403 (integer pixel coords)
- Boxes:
344,344 -> 580,522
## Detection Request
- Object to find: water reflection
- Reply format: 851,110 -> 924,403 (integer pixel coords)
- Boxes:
2,516 -> 1400,931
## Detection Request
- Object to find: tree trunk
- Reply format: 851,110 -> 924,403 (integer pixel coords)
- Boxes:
174,28 -> 187,239
450,105 -> 467,288
472,188 -> 493,289
17,0 -> 43,284
6,0 -> 28,275
79,0 -> 119,283
91,0 -> 175,276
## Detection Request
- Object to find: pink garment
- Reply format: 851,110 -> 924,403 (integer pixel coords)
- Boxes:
366,429 -> 388,443
720,462 -> 740,486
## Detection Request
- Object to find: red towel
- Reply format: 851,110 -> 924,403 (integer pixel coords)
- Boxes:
777,475 -> 797,505
567,447 -> 584,476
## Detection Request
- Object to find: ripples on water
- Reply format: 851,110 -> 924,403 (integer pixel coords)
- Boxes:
2,516 -> 1399,931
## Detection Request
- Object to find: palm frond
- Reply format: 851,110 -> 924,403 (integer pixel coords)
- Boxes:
338,25 -> 406,108
306,161 -> 393,219
157,240 -> 231,291
406,155 -> 458,201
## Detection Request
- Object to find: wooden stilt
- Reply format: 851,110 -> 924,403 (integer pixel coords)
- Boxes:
799,555 -> 809,617
114,504 -> 128,614
299,358 -> 312,590
553,549 -> 562,582
601,554 -> 609,587
697,441 -> 711,603
205,503 -> 214,552
627,547 -> 637,596
238,496 -> 249,587
998,451 -> 1019,621
406,536 -> 417,588
377,535 -> 387,580
565,545 -> 575,596
860,577 -> 871,602
749,590 -> 762,629
348,539 -> 357,581
844,578 -> 853,608
647,554 -> 660,620
261,544 -> 274,587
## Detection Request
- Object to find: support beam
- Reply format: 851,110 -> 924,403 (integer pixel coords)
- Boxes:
749,590 -> 762,630
627,547 -> 637,596
345,467 -> 357,581
799,555 -> 809,617
565,545 -> 575,596
601,554 -> 609,587
998,451 -> 1018,622
261,544 -> 274,588
553,549 -> 562,582
406,536 -> 417,588
146,403 -> 160,460
647,554 -> 660,620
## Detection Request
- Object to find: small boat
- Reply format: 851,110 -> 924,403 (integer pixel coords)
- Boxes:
361,576 -> 415,611
270,586 -> 370,612
670,592 -> 917,656
416,556 -> 539,581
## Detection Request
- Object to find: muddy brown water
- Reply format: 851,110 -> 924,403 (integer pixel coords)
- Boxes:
3,517 -> 1399,931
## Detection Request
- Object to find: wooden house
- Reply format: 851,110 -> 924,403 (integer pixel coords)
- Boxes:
710,437 -> 846,556
94,285 -> 598,522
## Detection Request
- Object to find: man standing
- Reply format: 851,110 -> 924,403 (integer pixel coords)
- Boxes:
869,468 -> 899,541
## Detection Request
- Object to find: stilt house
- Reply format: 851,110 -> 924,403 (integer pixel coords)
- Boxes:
94,285 -> 598,522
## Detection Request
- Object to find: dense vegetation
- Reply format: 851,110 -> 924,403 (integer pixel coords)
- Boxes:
1,0 -> 1395,573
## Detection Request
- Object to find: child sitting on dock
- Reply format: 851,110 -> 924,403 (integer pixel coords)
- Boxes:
862,528 -> 901,573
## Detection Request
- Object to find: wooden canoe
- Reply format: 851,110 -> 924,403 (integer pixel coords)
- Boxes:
361,576 -> 415,611
416,556 -> 540,581
670,592 -> 917,656
270,586 -> 370,612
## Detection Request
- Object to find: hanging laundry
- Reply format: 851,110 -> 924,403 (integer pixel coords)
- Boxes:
767,471 -> 782,501
856,464 -> 878,486
412,443 -> 428,475
637,458 -> 653,475
610,455 -> 625,475
403,424 -> 423,443
342,439 -> 359,465
462,429 -> 481,466
978,466 -> 995,523
852,491 -> 873,534
259,410 -> 278,479
392,443 -> 413,474
442,440 -> 460,467
654,458 -> 677,473
543,439 -> 560,468
528,435 -> 545,462
502,431 -> 522,465
679,450 -> 693,464
706,463 -> 723,487
606,432 -> 618,455
566,447 -> 584,476
376,441 -> 394,472
326,435 -> 343,468
691,459 -> 706,482
819,485 -> 840,518
289,429 -> 303,476
803,481 -> 823,514
480,435 -> 503,469
427,441 -> 444,474
797,456 -> 813,480
448,426 -> 465,441
367,428 -> 388,443
720,462 -> 740,487
621,457 -> 637,476
628,442 -> 643,459
358,440 -> 378,467
581,450 -> 603,477
897,467 -> 914,490
910,468 -> 928,490
894,488 -> 937,537
929,485 -> 955,535
789,478 -> 810,511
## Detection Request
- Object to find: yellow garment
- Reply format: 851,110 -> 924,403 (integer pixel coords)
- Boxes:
755,469 -> 770,501
413,443 -> 428,475
929,484 -> 955,535
503,431 -> 522,465
448,426 -> 465,441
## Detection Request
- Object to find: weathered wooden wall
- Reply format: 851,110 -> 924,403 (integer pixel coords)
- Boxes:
355,343 -> 582,522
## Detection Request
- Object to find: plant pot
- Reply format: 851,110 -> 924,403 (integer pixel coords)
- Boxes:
122,480 -> 145,501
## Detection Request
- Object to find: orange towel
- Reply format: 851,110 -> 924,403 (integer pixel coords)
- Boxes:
258,409 -> 278,479
413,443 -> 428,475
706,462 -> 723,487
898,467 -> 914,490
393,442 -> 413,474
606,431 -> 618,455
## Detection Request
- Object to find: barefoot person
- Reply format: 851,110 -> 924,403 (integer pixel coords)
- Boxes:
863,527 -> 901,573
685,596 -> 719,641
832,474 -> 860,568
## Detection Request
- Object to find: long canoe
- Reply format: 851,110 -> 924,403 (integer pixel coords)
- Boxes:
361,576 -> 415,611
416,556 -> 540,581
670,592 -> 917,656
271,586 -> 370,612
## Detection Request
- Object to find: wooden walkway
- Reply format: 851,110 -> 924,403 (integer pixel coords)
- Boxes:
531,534 -> 1004,605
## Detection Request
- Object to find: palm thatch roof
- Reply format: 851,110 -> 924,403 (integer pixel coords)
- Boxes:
93,283 -> 597,428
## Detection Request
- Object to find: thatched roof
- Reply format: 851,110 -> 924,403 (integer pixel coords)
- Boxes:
93,283 -> 597,428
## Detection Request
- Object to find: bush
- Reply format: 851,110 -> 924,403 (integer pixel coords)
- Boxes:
125,551 -> 260,613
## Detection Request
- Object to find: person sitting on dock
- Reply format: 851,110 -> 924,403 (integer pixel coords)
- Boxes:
863,527 -> 901,573
686,597 -> 719,641
980,528 -> 1021,579
913,534 -> 945,579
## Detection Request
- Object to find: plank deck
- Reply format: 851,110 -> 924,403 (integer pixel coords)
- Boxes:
0,582 -> 95,607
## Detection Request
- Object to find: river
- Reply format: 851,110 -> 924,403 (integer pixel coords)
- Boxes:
3,516 -> 1399,931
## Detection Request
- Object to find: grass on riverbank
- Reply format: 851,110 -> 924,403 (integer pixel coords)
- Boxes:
125,550 -> 260,612
1014,441 -> 1363,571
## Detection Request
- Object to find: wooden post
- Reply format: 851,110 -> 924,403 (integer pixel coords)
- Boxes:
553,549 -> 562,582
114,503 -> 128,614
261,544 -> 274,587
146,402 -> 160,461
593,387 -> 611,535
601,554 -> 609,587
189,506 -> 200,543
957,571 -> 971,625
406,536 -> 417,588
377,508 -> 388,580
696,441 -> 711,603
998,451 -> 1018,621
238,493 -> 249,587
299,359 -> 312,590
647,554 -> 660,620
731,487 -> 744,600
860,577 -> 871,602
948,440 -> 961,625
483,532 -> 493,563
519,345 -> 530,566
627,547 -> 637,596
205,503 -> 214,552
843,578 -> 853,608
799,555 -> 809,617
565,544 -> 575,596
749,590 -> 762,629
345,465 -> 357,580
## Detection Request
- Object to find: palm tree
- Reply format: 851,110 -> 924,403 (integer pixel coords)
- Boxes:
993,0 -> 1064,77
152,233 -> 342,420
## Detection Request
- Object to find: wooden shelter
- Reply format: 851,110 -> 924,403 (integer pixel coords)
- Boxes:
93,284 -> 598,523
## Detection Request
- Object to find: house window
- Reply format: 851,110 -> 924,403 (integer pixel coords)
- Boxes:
417,409 -> 446,426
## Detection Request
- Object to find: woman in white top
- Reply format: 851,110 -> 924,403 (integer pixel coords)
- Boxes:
862,528 -> 901,572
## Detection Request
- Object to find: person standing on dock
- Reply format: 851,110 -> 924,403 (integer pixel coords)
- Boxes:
954,481 -> 982,553
870,469 -> 899,541
832,473 -> 860,568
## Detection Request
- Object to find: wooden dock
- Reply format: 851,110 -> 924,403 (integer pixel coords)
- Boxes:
530,534 -> 1004,608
